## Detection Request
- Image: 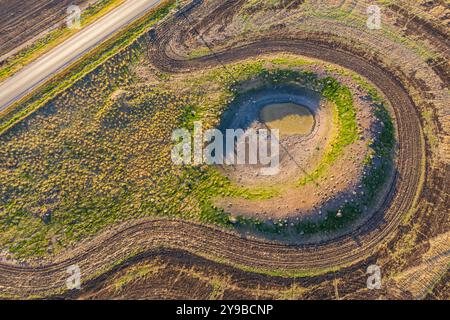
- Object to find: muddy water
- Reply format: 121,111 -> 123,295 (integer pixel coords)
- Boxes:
260,103 -> 314,136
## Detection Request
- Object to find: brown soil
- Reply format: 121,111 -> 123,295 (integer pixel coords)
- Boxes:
65,248 -> 405,300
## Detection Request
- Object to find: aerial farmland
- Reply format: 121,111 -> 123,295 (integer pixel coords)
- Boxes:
0,0 -> 448,305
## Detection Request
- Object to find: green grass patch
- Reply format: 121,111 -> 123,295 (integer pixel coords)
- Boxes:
187,47 -> 212,59
298,76 -> 358,185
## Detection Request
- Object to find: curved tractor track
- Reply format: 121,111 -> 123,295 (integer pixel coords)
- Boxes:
0,3 -> 429,298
